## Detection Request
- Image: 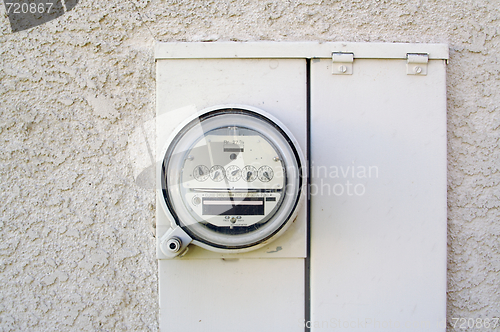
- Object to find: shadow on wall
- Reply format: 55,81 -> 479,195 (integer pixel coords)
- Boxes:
127,116 -> 156,190
4,0 -> 79,33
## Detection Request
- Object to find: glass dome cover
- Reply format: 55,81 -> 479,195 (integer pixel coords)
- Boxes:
161,107 -> 304,251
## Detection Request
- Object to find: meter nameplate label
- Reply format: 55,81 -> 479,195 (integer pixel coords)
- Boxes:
186,192 -> 281,227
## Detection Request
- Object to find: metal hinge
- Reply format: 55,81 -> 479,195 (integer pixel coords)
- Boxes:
406,53 -> 429,75
332,52 -> 354,75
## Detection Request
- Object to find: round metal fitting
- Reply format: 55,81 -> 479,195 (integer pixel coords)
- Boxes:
166,237 -> 182,253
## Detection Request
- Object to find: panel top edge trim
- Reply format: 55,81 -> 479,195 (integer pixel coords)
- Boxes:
155,42 -> 449,60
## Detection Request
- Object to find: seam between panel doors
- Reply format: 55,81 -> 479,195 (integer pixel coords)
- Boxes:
305,58 -> 312,332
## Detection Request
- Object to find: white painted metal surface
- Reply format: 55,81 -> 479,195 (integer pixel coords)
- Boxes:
310,58 -> 447,331
159,259 -> 305,332
155,42 -> 448,60
156,58 -> 307,331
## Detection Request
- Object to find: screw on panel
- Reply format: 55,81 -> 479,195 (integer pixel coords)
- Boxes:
339,65 -> 347,73
414,66 -> 422,74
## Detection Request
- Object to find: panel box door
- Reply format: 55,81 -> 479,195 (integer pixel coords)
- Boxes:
310,52 -> 447,331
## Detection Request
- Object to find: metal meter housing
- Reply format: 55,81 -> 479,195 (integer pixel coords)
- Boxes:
160,106 -> 304,253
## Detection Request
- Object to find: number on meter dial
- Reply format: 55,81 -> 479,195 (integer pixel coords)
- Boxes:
210,165 -> 226,182
225,165 -> 241,182
242,165 -> 258,182
193,165 -> 209,181
258,165 -> 274,182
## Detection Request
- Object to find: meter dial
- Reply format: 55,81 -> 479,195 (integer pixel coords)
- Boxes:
258,165 -> 274,182
210,165 -> 226,182
225,165 -> 241,182
193,165 -> 209,181
242,165 -> 258,182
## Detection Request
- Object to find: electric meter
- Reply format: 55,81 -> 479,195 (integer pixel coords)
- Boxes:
159,106 -> 304,256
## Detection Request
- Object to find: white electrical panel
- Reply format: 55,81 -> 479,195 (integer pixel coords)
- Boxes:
155,42 -> 448,332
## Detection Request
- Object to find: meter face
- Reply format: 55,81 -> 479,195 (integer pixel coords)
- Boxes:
181,127 -> 285,227
161,109 -> 303,251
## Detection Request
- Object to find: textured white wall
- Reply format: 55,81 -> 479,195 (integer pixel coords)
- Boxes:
0,0 -> 498,331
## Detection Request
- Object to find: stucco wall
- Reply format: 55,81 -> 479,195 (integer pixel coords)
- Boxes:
0,0 -> 498,331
